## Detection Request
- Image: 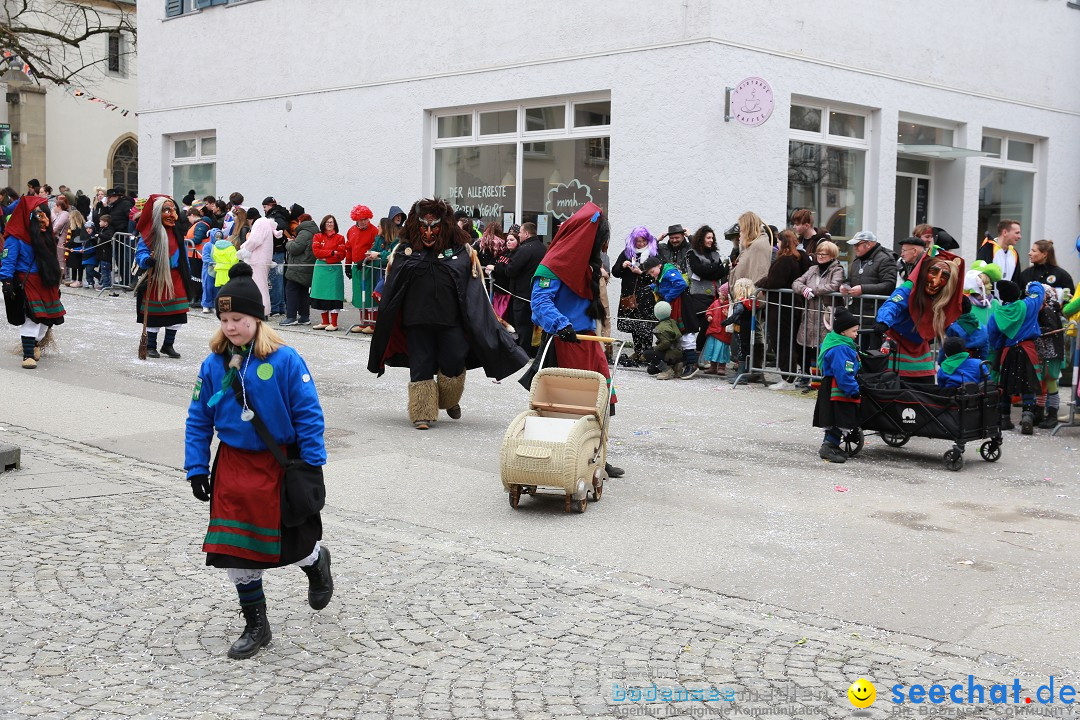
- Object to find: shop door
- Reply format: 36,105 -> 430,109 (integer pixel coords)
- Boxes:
893,174 -> 930,250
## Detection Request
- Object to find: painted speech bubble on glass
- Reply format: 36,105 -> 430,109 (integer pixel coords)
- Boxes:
546,179 -> 594,220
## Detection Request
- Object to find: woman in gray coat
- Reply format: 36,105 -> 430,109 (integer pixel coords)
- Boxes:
792,240 -> 845,374
281,214 -> 319,326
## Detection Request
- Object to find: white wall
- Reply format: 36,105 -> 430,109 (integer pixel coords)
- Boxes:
137,0 -> 1080,276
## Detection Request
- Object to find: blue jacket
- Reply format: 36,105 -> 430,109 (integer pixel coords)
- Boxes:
987,282 -> 1045,350
531,275 -> 592,334
135,234 -> 181,272
938,317 -> 989,363
654,264 -> 688,302
185,345 -> 326,479
875,282 -> 922,344
818,335 -> 860,398
937,356 -> 990,388
0,237 -> 36,280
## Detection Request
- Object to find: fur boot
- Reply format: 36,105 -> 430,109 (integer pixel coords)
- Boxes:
437,371 -> 466,419
408,379 -> 439,429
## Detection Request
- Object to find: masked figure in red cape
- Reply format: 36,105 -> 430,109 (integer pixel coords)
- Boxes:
135,194 -> 194,359
518,202 -> 625,478
1,195 -> 65,369
367,198 -> 528,429
874,247 -> 964,381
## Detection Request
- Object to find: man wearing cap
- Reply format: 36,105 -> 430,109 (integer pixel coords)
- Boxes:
262,197 -> 291,316
842,230 -> 897,351
896,236 -> 925,285
658,224 -> 691,276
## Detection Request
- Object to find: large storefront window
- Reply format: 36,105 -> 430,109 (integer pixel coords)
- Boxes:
171,130 -> 216,200
787,101 -> 869,243
434,144 -> 517,222
787,141 -> 866,239
978,132 -> 1038,254
431,96 -> 610,239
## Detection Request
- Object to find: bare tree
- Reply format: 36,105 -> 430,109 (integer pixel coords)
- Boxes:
0,0 -> 136,87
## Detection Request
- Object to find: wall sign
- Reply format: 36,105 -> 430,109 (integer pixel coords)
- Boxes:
0,124 -> 10,169
726,77 -> 774,127
546,179 -> 594,220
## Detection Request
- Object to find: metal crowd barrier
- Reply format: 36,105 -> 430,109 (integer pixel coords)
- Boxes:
1051,331 -> 1079,436
734,289 -> 894,386
96,232 -> 138,296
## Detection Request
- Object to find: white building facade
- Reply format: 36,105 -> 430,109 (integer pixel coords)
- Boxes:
1,0 -> 137,195
138,0 -> 1080,273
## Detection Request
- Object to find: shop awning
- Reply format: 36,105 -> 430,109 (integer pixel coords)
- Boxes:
897,143 -> 999,159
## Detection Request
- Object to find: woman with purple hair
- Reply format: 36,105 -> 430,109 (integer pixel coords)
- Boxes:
612,225 -> 660,365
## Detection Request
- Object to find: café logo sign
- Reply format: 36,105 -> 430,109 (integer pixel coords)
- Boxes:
729,77 -> 774,127
546,179 -> 593,220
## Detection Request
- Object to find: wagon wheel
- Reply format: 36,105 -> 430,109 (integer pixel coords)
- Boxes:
881,433 -> 908,448
591,476 -> 604,502
979,440 -> 1001,463
575,495 -> 588,513
843,428 -> 864,458
508,486 -> 521,509
943,448 -> 965,472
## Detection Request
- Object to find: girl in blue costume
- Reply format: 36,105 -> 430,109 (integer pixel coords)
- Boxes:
987,280 -> 1045,434
0,195 -> 65,369
185,263 -> 333,660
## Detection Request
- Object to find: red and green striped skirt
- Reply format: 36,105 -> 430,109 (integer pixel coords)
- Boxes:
886,331 -> 934,378
22,272 -> 66,325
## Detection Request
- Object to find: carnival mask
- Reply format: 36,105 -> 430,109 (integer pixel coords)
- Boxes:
925,262 -> 951,296
419,215 -> 440,247
161,201 -> 178,228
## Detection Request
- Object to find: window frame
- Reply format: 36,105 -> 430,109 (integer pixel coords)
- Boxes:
787,98 -> 872,242
429,93 -> 611,223
169,129 -> 217,198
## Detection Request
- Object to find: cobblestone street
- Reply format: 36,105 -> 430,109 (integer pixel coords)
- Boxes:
1,291 -> 1079,719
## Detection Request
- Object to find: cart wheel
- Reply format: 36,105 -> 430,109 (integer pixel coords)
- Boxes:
843,428 -> 864,458
575,495 -> 588,513
508,486 -> 521,509
881,433 -> 909,448
943,448 -> 965,472
591,477 -> 604,502
979,440 -> 1001,463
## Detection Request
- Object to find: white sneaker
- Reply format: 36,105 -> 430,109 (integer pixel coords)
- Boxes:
201,307 -> 211,314
768,380 -> 793,391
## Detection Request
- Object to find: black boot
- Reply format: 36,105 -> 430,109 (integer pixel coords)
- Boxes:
1020,407 -> 1035,435
146,333 -> 160,359
160,328 -> 180,358
999,410 -> 1014,431
1032,406 -> 1045,426
227,602 -> 272,659
301,546 -> 334,610
1039,407 -> 1059,430
605,462 -> 625,478
818,443 -> 847,463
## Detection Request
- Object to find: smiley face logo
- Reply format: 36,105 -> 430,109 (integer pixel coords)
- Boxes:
848,678 -> 876,708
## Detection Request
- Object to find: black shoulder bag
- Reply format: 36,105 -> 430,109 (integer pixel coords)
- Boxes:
232,379 -> 326,527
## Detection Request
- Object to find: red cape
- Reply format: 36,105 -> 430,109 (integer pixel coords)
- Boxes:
5,195 -> 48,245
135,193 -> 176,243
908,247 -> 965,339
537,202 -> 603,299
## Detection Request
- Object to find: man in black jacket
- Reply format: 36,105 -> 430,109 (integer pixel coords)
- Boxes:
504,222 -> 546,356
262,196 -> 291,316
842,230 -> 897,351
101,188 -> 133,294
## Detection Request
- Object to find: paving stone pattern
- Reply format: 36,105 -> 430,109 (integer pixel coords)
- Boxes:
0,425 -> 1057,720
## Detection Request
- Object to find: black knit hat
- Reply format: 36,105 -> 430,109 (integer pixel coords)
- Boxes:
996,280 -> 1021,303
216,263 -> 266,320
943,336 -> 966,357
832,308 -> 859,334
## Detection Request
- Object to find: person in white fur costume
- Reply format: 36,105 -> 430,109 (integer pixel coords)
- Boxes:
238,217 -> 279,318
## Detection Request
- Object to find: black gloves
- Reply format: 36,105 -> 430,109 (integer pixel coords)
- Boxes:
190,474 -> 210,502
851,393 -> 861,401
344,264 -> 353,279
873,322 -> 888,337
556,324 -> 579,343
144,257 -> 156,269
